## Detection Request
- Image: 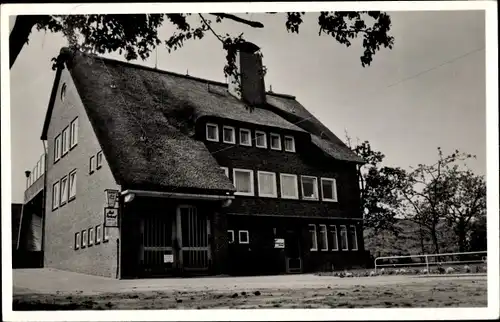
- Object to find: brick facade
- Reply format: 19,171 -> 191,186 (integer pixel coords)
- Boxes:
44,66 -> 121,278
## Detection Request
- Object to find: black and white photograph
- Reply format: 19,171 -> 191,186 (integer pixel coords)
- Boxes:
1,1 -> 498,321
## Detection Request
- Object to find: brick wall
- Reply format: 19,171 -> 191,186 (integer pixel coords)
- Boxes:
44,66 -> 121,278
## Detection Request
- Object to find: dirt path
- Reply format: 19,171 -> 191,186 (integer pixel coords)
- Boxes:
13,278 -> 486,310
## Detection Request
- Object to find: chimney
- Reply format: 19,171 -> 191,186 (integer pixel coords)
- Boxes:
227,41 -> 266,106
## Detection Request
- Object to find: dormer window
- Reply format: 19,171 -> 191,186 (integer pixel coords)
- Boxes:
223,126 -> 236,144
255,131 -> 267,148
284,136 -> 296,152
270,133 -> 281,150
239,128 -> 251,146
206,123 -> 219,142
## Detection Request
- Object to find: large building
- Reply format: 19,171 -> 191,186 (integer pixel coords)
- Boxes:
20,42 -> 369,278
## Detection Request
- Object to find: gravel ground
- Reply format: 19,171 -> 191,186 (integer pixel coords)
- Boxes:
12,268 -> 487,310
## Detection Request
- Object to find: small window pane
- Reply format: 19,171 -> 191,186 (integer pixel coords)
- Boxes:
69,170 -> 77,199
340,226 -> 348,250
96,225 -> 102,244
240,129 -> 251,146
319,225 -> 328,251
270,134 -> 281,150
60,176 -> 68,205
258,172 -> 276,197
81,230 -> 87,247
309,224 -> 318,251
227,230 -> 235,244
280,174 -> 298,199
70,118 -> 78,147
52,182 -> 60,210
75,232 -> 80,249
206,124 -> 218,141
350,225 -> 358,251
89,156 -> 96,173
302,177 -> 318,199
96,151 -> 103,168
255,131 -> 267,148
223,126 -> 235,143
284,136 -> 295,152
239,230 -> 249,244
234,170 -> 253,195
62,127 -> 70,154
322,178 -> 337,201
330,225 -> 339,251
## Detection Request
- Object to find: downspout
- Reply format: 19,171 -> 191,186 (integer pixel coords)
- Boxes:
41,142 -> 47,258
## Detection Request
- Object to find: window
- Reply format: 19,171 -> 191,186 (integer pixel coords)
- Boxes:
62,126 -> 70,156
52,181 -> 60,210
206,123 -> 219,142
280,173 -> 299,199
96,151 -> 103,169
309,224 -> 318,251
257,171 -> 277,198
89,155 -> 96,174
321,178 -> 338,202
103,227 -> 109,242
69,170 -> 77,200
227,230 -> 235,244
255,131 -> 267,148
319,224 -> 328,251
239,128 -> 251,146
350,225 -> 358,251
301,176 -> 319,200
54,134 -> 61,162
220,166 -> 229,177
70,117 -> 78,148
95,225 -> 102,244
60,176 -> 68,206
284,136 -> 296,152
239,230 -> 249,244
61,83 -> 67,102
340,225 -> 348,250
81,230 -> 87,248
75,232 -> 80,250
88,228 -> 94,246
270,133 -> 281,150
233,169 -> 254,196
330,225 -> 339,251
222,126 -> 236,144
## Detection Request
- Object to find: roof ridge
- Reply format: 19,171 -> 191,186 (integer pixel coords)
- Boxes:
61,47 -> 297,100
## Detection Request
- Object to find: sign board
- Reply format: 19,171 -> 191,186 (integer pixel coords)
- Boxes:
104,207 -> 119,227
274,238 -> 285,249
163,254 -> 174,263
105,189 -> 119,207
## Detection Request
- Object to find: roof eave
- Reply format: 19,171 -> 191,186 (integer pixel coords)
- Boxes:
40,59 -> 66,140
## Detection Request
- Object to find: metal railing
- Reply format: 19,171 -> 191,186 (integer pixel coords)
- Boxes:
374,250 -> 487,274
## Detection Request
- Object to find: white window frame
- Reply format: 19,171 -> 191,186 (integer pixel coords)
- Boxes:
89,155 -> 96,174
227,230 -> 235,244
232,168 -> 254,196
301,175 -> 319,200
95,225 -> 102,244
279,173 -> 299,200
330,225 -> 339,251
309,224 -> 318,251
319,224 -> 329,251
238,230 -> 250,244
239,128 -> 252,146
61,83 -> 67,102
206,123 -> 219,142
321,177 -> 338,202
70,117 -> 78,148
62,126 -> 70,156
75,232 -> 80,250
350,225 -> 358,251
81,230 -> 87,248
103,227 -> 110,242
52,181 -> 60,210
88,227 -> 94,246
284,135 -> 296,152
257,171 -> 277,198
96,151 -> 103,169
270,133 -> 282,151
220,166 -> 229,177
68,169 -> 77,201
60,175 -> 68,206
222,125 -> 236,144
340,225 -> 349,251
255,131 -> 267,148
54,134 -> 61,163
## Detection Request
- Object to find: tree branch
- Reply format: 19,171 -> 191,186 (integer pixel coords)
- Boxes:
209,13 -> 264,28
198,14 -> 224,43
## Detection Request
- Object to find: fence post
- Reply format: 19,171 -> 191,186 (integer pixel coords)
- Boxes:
374,258 -> 377,274
425,255 -> 430,274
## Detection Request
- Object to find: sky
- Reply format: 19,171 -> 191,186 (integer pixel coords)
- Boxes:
8,10 -> 486,203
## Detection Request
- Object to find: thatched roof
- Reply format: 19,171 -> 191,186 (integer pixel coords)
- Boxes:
42,48 -> 362,193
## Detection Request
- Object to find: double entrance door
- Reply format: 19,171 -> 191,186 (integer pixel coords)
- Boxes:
140,205 -> 211,275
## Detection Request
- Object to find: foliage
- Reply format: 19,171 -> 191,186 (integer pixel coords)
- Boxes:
10,12 -> 395,75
